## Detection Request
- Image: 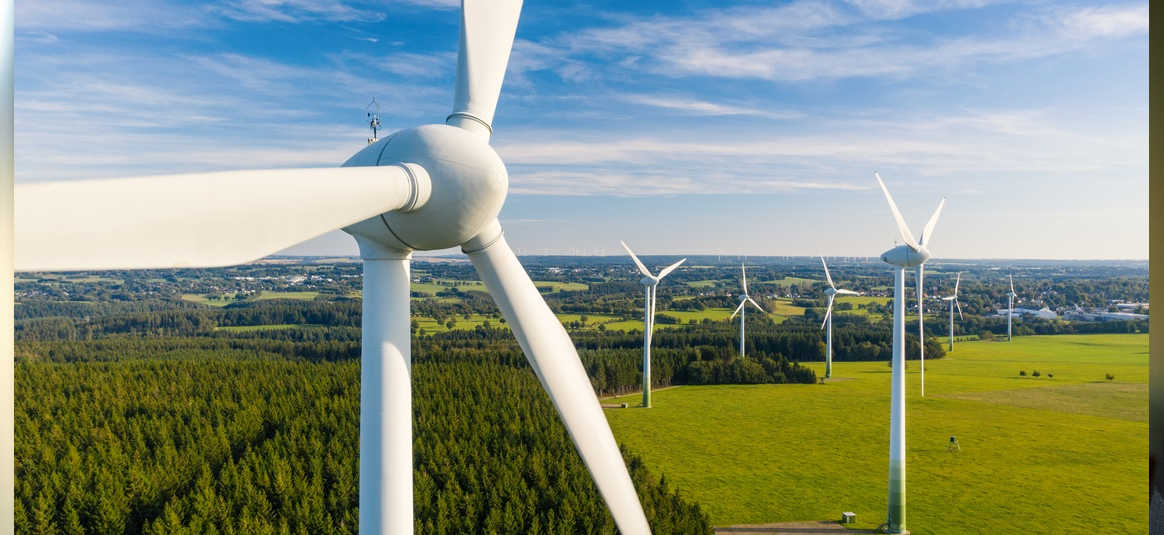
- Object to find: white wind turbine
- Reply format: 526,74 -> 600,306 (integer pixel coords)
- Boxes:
873,172 -> 946,535
819,257 -> 860,380
941,273 -> 963,351
1006,275 -> 1017,341
730,263 -> 765,358
621,241 -> 685,408
1,3 -> 653,534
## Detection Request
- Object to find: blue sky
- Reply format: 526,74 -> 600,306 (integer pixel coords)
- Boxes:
14,0 -> 1148,259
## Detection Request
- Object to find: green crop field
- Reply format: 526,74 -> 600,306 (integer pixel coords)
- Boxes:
181,290 -> 319,307
603,334 -> 1146,534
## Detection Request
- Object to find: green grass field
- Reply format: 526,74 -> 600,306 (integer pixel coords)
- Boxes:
604,334 -> 1146,534
181,290 -> 319,307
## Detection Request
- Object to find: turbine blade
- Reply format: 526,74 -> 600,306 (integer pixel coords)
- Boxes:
954,272 -> 961,296
448,0 -> 523,135
918,197 -> 946,246
741,263 -> 748,295
16,165 -> 426,271
956,299 -> 963,321
730,300 -> 746,320
873,172 -> 919,249
821,294 -> 835,330
837,289 -> 860,295
464,227 -> 651,534
747,296 -> 765,313
1010,274 -> 1015,294
820,256 -> 835,289
656,258 -> 686,280
619,241 -> 652,278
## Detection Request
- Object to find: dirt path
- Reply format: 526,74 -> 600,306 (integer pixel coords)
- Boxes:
714,521 -> 879,534
598,385 -> 683,402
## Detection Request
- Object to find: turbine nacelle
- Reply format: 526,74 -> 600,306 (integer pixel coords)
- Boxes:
343,124 -> 508,253
880,244 -> 930,268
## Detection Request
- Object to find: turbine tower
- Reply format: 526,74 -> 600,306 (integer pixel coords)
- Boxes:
5,2 -> 653,534
621,241 -> 686,408
940,273 -> 963,351
1007,275 -> 1017,341
819,256 -> 859,379
730,264 -> 765,358
874,172 -> 945,535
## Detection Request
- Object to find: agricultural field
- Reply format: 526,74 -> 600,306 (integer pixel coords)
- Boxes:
181,290 -> 319,306
604,334 -> 1146,534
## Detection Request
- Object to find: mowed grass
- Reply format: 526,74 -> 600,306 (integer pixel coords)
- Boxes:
181,291 -> 319,307
604,334 -> 1146,534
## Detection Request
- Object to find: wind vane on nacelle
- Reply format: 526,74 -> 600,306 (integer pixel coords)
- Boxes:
366,97 -> 381,144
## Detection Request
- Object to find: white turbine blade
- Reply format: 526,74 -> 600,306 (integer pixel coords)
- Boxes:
918,197 -> 946,246
730,300 -> 746,320
821,295 -> 835,330
954,272 -> 961,296
464,229 -> 650,534
873,172 -> 918,249
1010,274 -> 1015,295
741,264 -> 749,295
448,0 -> 523,134
16,165 -> 427,271
619,241 -> 652,278
656,257 -> 686,280
820,256 -> 835,289
955,299 -> 963,321
747,296 -> 765,313
837,289 -> 860,295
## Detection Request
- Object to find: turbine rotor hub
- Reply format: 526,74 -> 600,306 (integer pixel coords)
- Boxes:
880,244 -> 930,268
343,124 -> 508,253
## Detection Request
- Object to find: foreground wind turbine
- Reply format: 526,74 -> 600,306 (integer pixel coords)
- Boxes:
941,273 -> 964,351
1006,275 -> 1017,341
621,241 -> 685,408
730,264 -> 764,358
874,172 -> 945,535
819,257 -> 859,379
7,3 -> 652,534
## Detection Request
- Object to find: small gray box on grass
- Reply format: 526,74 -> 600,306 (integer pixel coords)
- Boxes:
840,512 -> 856,524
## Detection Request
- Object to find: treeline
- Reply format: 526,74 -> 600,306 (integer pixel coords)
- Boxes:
16,357 -> 711,534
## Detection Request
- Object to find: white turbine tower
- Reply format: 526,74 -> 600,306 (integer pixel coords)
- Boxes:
819,256 -> 859,380
730,264 -> 764,358
3,3 -> 653,534
873,172 -> 945,535
621,241 -> 686,408
941,273 -> 963,352
1007,275 -> 1017,341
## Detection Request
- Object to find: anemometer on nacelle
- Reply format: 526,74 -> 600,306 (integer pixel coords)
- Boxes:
366,97 -> 381,145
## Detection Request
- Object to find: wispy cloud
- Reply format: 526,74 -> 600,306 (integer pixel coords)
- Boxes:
620,94 -> 801,119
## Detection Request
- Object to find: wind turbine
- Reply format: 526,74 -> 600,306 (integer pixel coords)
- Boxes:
819,256 -> 859,379
1006,275 -> 1017,341
621,241 -> 685,408
730,263 -> 765,358
873,172 -> 945,535
4,2 -> 652,534
940,273 -> 963,351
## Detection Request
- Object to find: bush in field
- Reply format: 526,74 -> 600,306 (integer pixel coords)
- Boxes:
1106,373 -> 1115,381
1032,370 -> 1041,377
1019,370 -> 1026,376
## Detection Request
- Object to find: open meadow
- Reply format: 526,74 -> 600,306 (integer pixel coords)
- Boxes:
604,334 -> 1147,534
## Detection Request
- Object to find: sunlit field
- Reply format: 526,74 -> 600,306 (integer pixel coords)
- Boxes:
604,334 -> 1146,534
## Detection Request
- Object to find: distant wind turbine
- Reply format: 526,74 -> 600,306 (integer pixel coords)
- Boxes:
730,264 -> 765,358
621,241 -> 685,408
940,273 -> 963,351
819,256 -> 860,379
874,171 -> 946,535
1007,275 -> 1017,341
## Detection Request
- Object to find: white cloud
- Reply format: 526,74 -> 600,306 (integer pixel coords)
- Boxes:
620,94 -> 801,119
